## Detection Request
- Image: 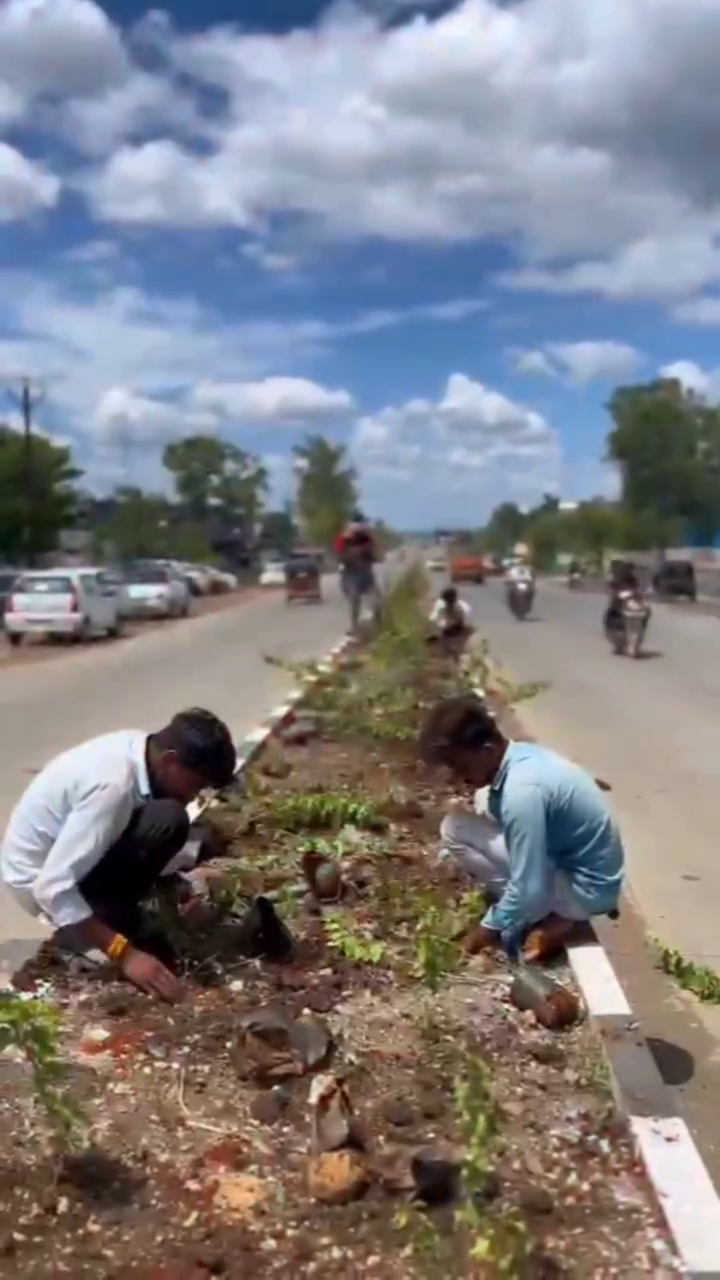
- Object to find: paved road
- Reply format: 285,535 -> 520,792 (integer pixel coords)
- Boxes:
459,577 -> 720,974
0,574 -> 359,968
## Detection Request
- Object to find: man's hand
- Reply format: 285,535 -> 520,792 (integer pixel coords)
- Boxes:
120,947 -> 183,1002
464,924 -> 500,954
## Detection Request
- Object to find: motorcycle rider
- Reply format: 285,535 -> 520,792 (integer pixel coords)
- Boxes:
604,563 -> 650,645
335,511 -> 379,634
504,555 -> 535,608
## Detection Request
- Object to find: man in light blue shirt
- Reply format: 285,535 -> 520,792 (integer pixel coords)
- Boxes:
419,695 -> 624,958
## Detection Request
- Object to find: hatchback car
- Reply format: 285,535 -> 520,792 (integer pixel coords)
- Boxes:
259,559 -> 286,587
0,568 -> 20,626
4,569 -> 124,646
124,563 -> 192,619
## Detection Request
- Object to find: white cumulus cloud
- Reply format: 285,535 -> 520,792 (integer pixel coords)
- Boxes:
514,340 -> 643,383
192,377 -> 355,424
0,141 -> 60,219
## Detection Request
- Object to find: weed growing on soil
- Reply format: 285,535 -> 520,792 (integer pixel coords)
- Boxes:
0,994 -> 85,1152
324,912 -> 388,965
455,1057 -> 530,1274
654,940 -> 720,1003
259,790 -> 387,832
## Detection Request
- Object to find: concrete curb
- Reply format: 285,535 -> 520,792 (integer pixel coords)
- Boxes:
567,937 -> 720,1277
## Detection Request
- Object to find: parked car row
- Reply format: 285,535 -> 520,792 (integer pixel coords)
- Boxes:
0,558 -> 240,648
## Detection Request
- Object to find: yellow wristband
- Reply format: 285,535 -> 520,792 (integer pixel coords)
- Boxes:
107,933 -> 130,962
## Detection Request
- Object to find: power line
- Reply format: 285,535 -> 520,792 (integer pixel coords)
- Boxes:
5,376 -> 45,566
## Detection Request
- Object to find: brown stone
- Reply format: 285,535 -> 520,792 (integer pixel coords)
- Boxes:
213,1173 -> 269,1219
307,1151 -> 371,1205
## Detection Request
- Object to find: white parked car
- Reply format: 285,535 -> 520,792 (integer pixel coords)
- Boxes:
259,559 -> 286,587
124,564 -> 192,619
4,568 -> 124,647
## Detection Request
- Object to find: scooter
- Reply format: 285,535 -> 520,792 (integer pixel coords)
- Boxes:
605,594 -> 649,658
507,580 -> 534,620
568,570 -> 582,590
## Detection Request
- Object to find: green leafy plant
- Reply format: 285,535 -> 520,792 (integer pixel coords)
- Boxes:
0,994 -> 85,1151
454,1057 -> 529,1273
413,889 -> 486,992
260,790 -> 387,833
654,941 -> 720,1003
414,899 -> 463,992
324,912 -> 387,965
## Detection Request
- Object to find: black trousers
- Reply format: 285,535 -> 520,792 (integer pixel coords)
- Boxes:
78,798 -> 190,963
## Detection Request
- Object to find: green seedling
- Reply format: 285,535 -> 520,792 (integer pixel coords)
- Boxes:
0,994 -> 85,1152
654,940 -> 720,1003
324,912 -> 387,965
454,1056 -> 530,1274
260,790 -> 387,833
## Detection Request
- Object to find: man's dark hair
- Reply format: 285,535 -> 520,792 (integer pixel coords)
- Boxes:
154,708 -> 236,789
441,586 -> 458,605
419,694 -> 502,763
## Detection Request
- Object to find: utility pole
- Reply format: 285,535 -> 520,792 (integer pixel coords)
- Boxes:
6,377 -> 44,567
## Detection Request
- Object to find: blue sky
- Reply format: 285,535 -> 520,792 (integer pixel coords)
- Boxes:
2,0 -> 720,526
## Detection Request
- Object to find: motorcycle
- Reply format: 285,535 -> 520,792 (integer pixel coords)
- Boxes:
507,580 -> 534,620
605,593 -> 649,658
568,571 -> 582,590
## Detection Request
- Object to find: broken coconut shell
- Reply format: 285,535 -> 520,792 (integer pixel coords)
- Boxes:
301,850 -> 343,902
290,1014 -> 333,1071
309,1073 -> 359,1153
307,1151 -> 370,1206
509,966 -> 581,1031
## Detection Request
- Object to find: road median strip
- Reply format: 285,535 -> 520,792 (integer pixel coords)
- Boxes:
0,566 -> 695,1273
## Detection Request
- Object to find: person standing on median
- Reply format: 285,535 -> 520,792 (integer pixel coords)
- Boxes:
418,695 -> 624,960
1,707 -> 236,1002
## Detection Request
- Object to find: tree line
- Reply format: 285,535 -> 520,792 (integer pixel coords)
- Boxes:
0,426 -> 371,566
478,374 -> 720,567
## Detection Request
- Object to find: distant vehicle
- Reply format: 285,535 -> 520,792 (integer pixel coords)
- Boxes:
449,547 -> 485,584
0,568 -> 20,625
124,564 -> 192,619
425,555 -> 446,572
652,559 -> 696,601
4,568 -> 124,647
260,559 -> 286,588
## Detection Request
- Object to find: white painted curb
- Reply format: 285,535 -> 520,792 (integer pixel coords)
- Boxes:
567,938 -> 720,1276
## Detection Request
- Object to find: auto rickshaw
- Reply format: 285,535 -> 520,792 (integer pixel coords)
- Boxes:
284,553 -> 323,604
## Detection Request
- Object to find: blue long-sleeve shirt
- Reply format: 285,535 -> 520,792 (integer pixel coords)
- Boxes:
481,742 -> 624,952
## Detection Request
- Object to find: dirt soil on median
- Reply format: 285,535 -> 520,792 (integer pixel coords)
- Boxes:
1,594 -> 680,1277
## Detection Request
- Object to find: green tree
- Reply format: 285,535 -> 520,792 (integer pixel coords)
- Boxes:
607,379 -> 720,540
260,507 -> 297,554
163,435 -> 269,533
294,435 -> 358,548
0,425 -> 81,563
564,500 -> 620,566
482,502 -> 528,555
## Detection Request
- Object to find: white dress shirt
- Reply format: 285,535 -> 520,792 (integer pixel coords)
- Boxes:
429,598 -> 472,626
2,729 -> 159,928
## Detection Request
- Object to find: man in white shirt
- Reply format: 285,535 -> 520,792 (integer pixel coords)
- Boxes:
1,707 -> 236,1002
428,586 -> 474,660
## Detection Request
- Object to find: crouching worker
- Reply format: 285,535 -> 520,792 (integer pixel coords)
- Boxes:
428,586 -> 474,661
418,695 -> 624,960
1,708 -> 236,1002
